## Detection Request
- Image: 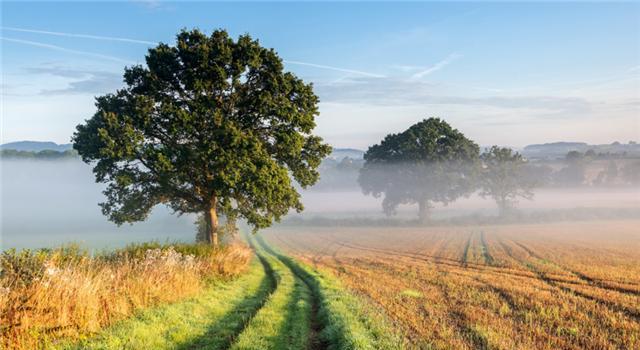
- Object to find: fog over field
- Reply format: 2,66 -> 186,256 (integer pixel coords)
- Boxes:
299,188 -> 640,216
2,158 -> 638,250
1,159 -> 196,250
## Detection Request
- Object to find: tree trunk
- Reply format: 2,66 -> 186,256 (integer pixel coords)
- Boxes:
418,199 -> 431,225
204,198 -> 219,248
497,196 -> 510,218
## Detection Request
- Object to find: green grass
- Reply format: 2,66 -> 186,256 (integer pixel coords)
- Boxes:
229,251 -> 314,350
51,258 -> 272,350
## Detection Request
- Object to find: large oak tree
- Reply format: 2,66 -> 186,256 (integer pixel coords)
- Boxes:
358,118 -> 479,223
73,29 -> 331,247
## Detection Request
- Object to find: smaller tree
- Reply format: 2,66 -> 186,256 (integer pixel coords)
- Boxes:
565,150 -> 583,162
521,163 -> 553,186
605,160 -> 618,184
479,146 -> 538,216
358,118 -> 479,223
622,161 -> 640,185
553,151 -> 586,186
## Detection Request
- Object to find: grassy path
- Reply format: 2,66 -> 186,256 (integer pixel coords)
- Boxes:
54,236 -> 404,350
249,234 -> 405,350
229,237 -> 316,350
52,259 -> 274,350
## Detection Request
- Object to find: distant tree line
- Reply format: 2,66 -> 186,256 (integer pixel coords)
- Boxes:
0,149 -> 78,159
551,150 -> 640,187
316,143 -> 640,191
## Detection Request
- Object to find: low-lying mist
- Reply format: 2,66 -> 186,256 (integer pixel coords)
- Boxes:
1,159 -> 195,251
1,158 -> 638,250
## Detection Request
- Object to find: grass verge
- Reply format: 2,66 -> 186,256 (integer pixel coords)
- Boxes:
1,242 -> 252,350
52,258 -> 271,350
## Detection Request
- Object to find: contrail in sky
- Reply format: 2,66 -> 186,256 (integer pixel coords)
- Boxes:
411,53 -> 462,79
283,60 -> 385,78
0,37 -> 135,64
1,26 -> 157,45
2,27 -> 385,77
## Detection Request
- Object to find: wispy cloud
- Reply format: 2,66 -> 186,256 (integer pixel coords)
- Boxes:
283,60 -> 385,78
1,26 -> 156,45
25,65 -> 123,95
411,53 -> 462,79
316,76 -> 591,114
1,37 -> 134,64
391,65 -> 424,73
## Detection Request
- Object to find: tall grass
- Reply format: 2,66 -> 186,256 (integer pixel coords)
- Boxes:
0,242 -> 252,350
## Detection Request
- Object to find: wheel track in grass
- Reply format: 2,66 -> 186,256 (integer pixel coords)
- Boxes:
211,237 -> 279,349
253,235 -> 327,350
255,234 -> 405,350
240,233 -> 327,350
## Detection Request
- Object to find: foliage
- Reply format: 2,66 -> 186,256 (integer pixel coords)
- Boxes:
72,28 -> 330,245
358,118 -> 479,222
479,146 -> 538,215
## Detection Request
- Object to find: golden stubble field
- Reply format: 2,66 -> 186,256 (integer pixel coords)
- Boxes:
263,220 -> 640,350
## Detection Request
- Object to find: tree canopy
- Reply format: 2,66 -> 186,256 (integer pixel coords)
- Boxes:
358,118 -> 479,223
479,146 -> 538,216
73,29 -> 331,246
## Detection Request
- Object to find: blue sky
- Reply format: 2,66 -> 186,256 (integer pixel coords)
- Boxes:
2,1 -> 639,148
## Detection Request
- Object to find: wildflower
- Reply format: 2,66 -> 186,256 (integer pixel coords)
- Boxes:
44,260 -> 60,276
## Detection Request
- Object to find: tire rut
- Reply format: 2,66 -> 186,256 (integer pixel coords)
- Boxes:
254,236 -> 329,350
227,238 -> 280,348
461,233 -> 472,267
511,241 -> 640,296
502,239 -> 640,321
479,231 -> 495,266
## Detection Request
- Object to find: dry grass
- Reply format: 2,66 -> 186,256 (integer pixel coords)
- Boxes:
263,220 -> 640,349
0,242 -> 252,350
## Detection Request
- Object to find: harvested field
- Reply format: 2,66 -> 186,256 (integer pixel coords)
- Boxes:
263,220 -> 640,350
